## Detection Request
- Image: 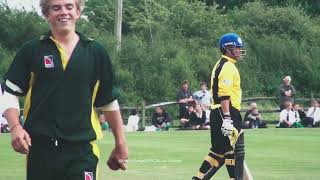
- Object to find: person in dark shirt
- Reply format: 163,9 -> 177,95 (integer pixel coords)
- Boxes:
177,80 -> 196,125
179,106 -> 195,129
243,102 -> 257,128
1,1 -> 128,179
189,104 -> 208,130
279,76 -> 296,111
152,106 -> 172,131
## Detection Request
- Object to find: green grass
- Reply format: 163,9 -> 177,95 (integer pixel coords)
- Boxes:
1,128 -> 320,180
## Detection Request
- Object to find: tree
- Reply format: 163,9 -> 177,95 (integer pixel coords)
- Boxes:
0,4 -> 47,50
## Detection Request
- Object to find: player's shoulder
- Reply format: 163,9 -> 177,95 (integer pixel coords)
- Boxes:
222,60 -> 236,70
14,38 -> 43,56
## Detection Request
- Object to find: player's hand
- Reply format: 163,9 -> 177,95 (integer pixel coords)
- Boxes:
221,116 -> 234,136
107,143 -> 128,171
10,125 -> 31,154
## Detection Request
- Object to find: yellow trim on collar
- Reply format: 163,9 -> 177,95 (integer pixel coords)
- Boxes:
222,55 -> 236,64
50,37 -> 68,70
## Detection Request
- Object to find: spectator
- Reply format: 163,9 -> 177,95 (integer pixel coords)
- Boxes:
200,103 -> 210,129
278,101 -> 295,128
243,102 -> 257,128
247,108 -> 267,128
1,114 -> 9,133
291,104 -> 304,128
0,83 -> 9,133
151,106 -> 171,131
279,76 -> 296,111
303,100 -> 320,127
292,104 -> 306,122
177,80 -> 196,124
189,104 -> 208,130
125,109 -> 140,132
180,105 -> 195,129
193,82 -> 212,107
99,113 -> 109,131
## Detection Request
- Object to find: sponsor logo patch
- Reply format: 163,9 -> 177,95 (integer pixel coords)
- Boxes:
84,171 -> 93,180
44,55 -> 54,68
222,79 -> 232,86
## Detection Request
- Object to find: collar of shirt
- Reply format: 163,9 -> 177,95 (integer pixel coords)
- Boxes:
39,31 -> 94,44
221,55 -> 236,64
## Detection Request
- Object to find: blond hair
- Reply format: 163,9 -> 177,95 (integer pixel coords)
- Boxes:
40,0 -> 85,16
283,75 -> 291,82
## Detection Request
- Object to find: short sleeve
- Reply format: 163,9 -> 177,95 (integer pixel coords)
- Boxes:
93,43 -> 120,107
4,42 -> 32,96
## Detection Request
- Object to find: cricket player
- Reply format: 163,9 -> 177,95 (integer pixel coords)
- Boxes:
192,33 -> 246,180
1,0 -> 128,179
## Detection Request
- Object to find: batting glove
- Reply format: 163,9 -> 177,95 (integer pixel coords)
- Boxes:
221,115 -> 234,136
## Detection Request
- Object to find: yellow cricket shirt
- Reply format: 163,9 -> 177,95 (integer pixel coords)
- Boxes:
210,55 -> 242,110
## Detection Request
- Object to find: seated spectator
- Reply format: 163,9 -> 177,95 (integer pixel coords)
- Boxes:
247,108 -> 267,128
0,84 -> 9,133
201,103 -> 210,129
151,106 -> 171,131
303,100 -> 320,127
243,102 -> 257,128
193,82 -> 212,107
290,104 -> 304,128
125,109 -> 140,132
1,114 -> 9,133
177,80 -> 196,125
189,104 -> 208,130
179,105 -> 194,129
293,103 -> 306,123
278,102 -> 295,128
99,113 -> 109,131
243,102 -> 267,128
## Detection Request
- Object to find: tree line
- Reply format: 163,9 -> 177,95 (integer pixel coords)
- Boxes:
0,0 -> 320,106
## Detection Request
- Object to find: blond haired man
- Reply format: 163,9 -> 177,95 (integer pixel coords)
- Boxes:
2,0 -> 128,179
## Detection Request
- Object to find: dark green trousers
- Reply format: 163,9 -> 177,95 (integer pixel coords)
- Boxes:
27,136 -> 99,180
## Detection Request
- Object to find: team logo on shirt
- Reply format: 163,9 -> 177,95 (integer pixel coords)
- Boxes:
84,171 -> 93,180
222,79 -> 232,86
44,55 -> 54,68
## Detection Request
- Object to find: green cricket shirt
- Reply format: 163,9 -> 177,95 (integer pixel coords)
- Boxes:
5,32 -> 119,141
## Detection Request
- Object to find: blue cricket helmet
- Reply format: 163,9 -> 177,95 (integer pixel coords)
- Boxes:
219,33 -> 244,51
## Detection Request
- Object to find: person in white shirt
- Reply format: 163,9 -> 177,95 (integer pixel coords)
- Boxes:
292,104 -> 302,122
125,109 -> 140,132
0,83 -> 9,133
201,103 -> 210,129
193,82 -> 212,108
278,101 -> 295,128
290,104 -> 304,128
304,100 -> 320,127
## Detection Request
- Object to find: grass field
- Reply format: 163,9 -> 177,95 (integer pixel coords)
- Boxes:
1,128 -> 320,180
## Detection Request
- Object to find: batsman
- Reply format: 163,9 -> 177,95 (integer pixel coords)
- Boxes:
192,33 -> 246,180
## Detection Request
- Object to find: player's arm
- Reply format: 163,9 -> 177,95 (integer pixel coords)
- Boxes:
218,65 -> 233,117
95,43 -> 128,170
218,65 -> 235,136
2,80 -> 31,154
99,100 -> 128,171
220,99 -> 231,116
